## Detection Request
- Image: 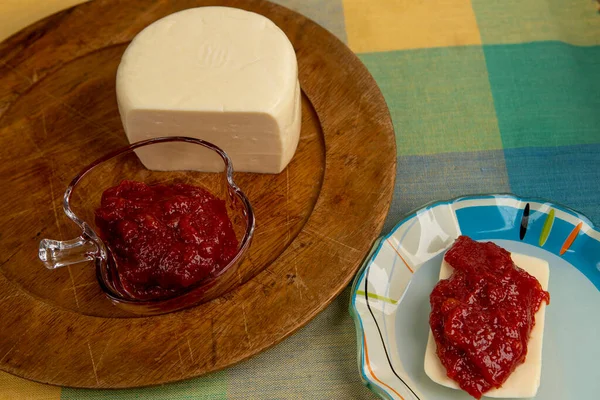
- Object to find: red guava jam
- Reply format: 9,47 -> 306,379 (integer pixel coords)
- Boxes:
429,236 -> 550,399
94,180 -> 239,299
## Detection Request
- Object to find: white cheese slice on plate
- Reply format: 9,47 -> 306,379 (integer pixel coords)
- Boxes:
424,253 -> 549,398
116,6 -> 301,173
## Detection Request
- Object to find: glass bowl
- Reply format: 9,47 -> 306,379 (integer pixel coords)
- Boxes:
38,137 -> 255,315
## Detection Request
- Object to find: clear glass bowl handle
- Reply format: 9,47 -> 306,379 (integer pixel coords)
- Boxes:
38,222 -> 100,269
39,236 -> 98,269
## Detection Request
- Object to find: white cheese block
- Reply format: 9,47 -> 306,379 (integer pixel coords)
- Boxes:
424,253 -> 549,398
116,6 -> 301,173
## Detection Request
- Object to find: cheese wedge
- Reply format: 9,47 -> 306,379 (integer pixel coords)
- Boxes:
424,253 -> 549,398
116,6 -> 301,173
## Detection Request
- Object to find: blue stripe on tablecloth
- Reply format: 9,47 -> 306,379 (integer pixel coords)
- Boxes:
383,150 -> 511,234
504,143 -> 600,225
270,0 -> 347,43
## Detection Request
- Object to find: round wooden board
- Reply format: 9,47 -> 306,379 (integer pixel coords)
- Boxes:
0,0 -> 395,388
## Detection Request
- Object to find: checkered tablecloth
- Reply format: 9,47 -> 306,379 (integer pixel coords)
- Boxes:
1,0 -> 599,399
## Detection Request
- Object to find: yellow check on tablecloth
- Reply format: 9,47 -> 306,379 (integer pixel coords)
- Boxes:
1,0 -> 599,399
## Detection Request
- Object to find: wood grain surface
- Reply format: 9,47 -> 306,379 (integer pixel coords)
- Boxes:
0,0 -> 395,388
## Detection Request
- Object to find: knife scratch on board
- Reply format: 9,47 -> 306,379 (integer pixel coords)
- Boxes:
87,341 -> 100,385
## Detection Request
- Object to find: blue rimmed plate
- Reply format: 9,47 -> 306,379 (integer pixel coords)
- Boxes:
350,195 -> 600,400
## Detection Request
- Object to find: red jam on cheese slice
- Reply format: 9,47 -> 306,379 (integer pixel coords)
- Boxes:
429,236 -> 550,399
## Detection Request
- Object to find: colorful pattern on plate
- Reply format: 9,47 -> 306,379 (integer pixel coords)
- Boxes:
350,194 -> 600,400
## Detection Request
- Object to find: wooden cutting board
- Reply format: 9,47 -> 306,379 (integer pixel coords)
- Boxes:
0,0 -> 395,388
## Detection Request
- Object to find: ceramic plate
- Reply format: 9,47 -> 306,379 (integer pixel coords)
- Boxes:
350,195 -> 600,399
